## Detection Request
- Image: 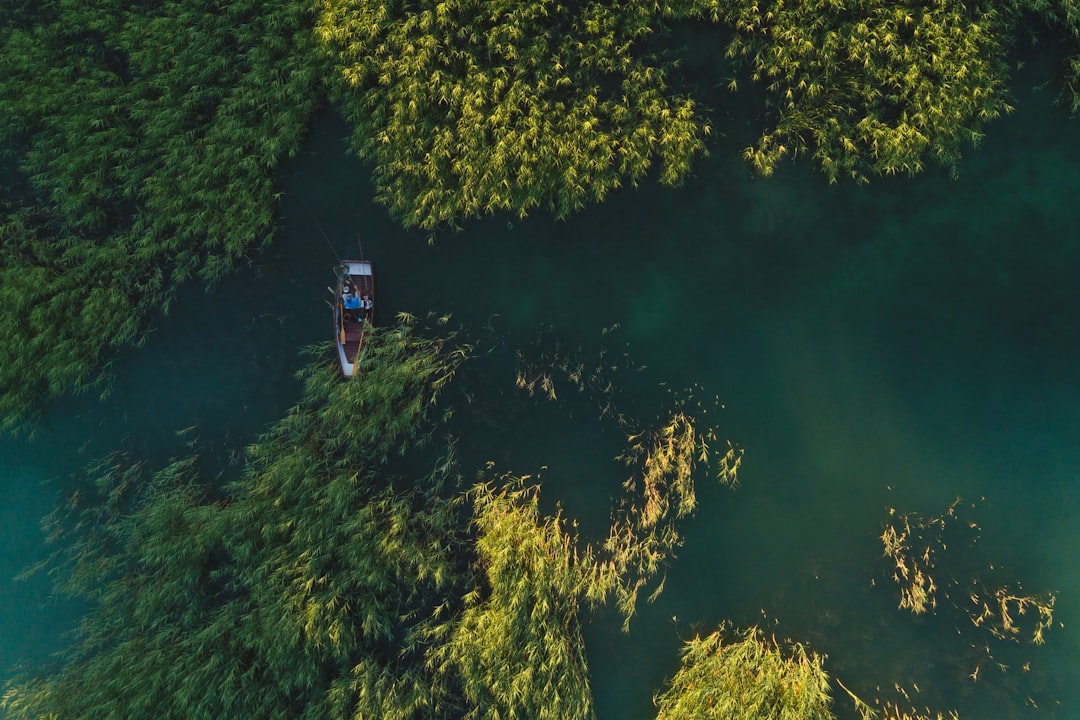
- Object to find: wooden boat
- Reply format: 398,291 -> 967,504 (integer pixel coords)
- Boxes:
333,260 -> 374,377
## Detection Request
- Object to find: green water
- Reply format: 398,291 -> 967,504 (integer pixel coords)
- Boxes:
4,48 -> 1080,720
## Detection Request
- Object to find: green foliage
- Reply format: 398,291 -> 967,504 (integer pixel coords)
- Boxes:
0,0 -> 324,429
431,478 -> 595,720
707,0 -> 1013,181
315,0 -> 709,230
1013,0 -> 1080,112
0,209 -> 158,429
2,324 -> 468,719
3,323 -> 739,720
654,625 -> 834,720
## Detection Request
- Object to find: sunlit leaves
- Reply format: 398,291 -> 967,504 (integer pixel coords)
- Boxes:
654,625 -> 834,720
433,478 -> 595,720
316,0 -> 709,230
688,0 -> 1013,181
2,325 -> 467,719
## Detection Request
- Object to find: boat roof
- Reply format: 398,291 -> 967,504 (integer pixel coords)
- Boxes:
342,259 -> 372,277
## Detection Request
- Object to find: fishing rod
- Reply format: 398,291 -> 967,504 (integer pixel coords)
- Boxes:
313,212 -> 341,265
300,196 -> 342,266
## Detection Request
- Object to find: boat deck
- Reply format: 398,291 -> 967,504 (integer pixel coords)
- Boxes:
335,260 -> 375,376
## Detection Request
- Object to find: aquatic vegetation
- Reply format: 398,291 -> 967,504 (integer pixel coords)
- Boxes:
837,681 -> 960,720
967,584 -> 1056,646
653,625 -> 834,720
654,624 -> 968,720
879,502 -> 954,614
315,0 -> 709,230
879,499 -> 1057,651
2,323 -> 466,718
1016,0 -> 1080,112
600,412 -> 740,628
3,322 -> 735,719
510,334 -> 742,627
679,0 -> 1080,180
0,0 -> 324,429
691,0 -> 1013,181
5,0 -> 1080,427
430,477 -> 597,720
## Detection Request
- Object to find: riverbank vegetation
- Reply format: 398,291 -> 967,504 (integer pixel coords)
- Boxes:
0,0 -> 323,430
5,0 -> 1080,425
1,321 -> 740,718
315,0 -> 708,231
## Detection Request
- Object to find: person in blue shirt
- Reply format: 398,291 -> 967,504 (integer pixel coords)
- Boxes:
343,292 -> 361,310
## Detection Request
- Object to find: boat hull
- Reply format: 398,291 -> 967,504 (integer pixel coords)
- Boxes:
333,260 -> 374,377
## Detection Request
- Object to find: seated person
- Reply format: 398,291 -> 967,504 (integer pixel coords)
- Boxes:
343,292 -> 361,310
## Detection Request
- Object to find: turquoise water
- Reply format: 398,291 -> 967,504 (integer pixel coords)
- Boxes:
4,46 -> 1080,720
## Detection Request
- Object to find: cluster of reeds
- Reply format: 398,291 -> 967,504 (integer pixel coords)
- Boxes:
839,685 -> 960,720
0,0 -> 324,429
967,584 -> 1056,646
598,412 -> 741,628
511,337 -> 743,630
7,0 -> 1080,429
3,320 -> 741,719
880,499 -> 1057,651
651,623 -> 966,720
879,504 -> 951,614
707,0 -> 1013,182
429,477 -> 596,720
2,323 -> 469,719
654,625 -> 833,720
314,0 -> 709,230
1016,0 -> 1080,112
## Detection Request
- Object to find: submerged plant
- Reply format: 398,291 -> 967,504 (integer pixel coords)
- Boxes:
879,502 -> 954,614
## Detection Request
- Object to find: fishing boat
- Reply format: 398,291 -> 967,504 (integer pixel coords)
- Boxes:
332,260 -> 374,377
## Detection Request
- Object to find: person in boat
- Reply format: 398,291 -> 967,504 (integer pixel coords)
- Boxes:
343,291 -> 361,310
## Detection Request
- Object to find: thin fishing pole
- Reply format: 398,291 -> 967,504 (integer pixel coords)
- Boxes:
302,197 -> 342,265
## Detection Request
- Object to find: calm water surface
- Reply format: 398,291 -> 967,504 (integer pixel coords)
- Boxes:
3,50 -> 1079,720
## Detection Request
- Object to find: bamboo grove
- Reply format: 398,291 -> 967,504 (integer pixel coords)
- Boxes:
5,0 -> 1080,425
